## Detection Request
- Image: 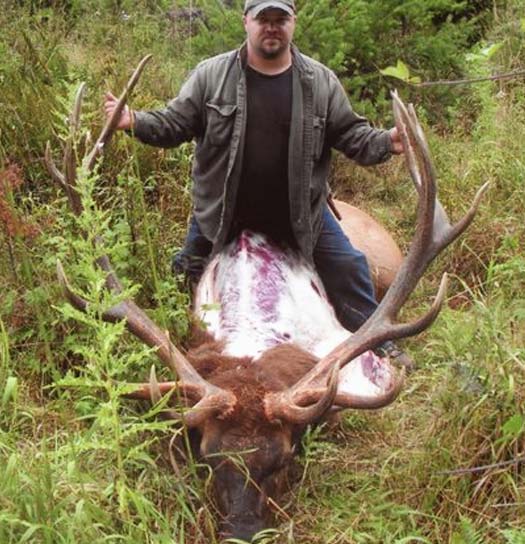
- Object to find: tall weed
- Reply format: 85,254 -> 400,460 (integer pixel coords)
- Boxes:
0,1 -> 523,543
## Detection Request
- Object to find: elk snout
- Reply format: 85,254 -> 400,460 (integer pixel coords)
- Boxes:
219,513 -> 267,542
215,468 -> 271,542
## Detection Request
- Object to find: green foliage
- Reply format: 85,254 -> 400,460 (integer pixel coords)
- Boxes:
0,317 -> 19,430
186,0 -> 246,59
190,0 -> 491,121
504,529 -> 525,544
0,13 -> 67,179
451,517 -> 485,544
380,60 -> 422,85
1,1 -> 524,543
1,128 -> 204,543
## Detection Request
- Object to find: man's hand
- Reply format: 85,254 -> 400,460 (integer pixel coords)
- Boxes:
104,92 -> 134,130
389,127 -> 404,155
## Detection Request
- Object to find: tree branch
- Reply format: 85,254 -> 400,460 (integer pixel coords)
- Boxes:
413,69 -> 525,88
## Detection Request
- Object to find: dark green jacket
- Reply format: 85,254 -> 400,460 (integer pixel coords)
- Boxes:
134,44 -> 392,262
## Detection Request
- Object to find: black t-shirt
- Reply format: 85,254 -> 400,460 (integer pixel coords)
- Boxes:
232,64 -> 294,244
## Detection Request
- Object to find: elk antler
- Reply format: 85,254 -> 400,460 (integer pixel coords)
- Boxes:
48,56 -> 236,427
265,91 -> 489,424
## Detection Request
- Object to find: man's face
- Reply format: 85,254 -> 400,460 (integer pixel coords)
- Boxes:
244,8 -> 296,60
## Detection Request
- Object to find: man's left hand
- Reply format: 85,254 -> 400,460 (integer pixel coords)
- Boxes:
389,127 -> 404,155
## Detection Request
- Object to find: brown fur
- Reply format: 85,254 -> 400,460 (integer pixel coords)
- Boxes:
335,199 -> 402,299
186,331 -> 318,431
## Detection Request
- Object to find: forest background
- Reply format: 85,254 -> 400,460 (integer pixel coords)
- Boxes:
0,0 -> 524,543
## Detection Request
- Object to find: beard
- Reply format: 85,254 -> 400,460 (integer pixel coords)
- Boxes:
256,36 -> 288,59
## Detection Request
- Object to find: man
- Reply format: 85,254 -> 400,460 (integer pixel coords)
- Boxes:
104,0 -> 412,366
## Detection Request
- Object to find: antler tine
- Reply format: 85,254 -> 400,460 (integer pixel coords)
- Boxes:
265,92 -> 487,424
46,81 -> 124,292
45,85 -> 87,216
393,93 -> 489,248
47,55 -> 151,188
70,83 -> 85,133
148,365 -> 182,420
99,364 -> 226,425
83,54 -> 152,172
393,93 -> 450,242
45,142 -> 67,190
62,83 -> 86,216
266,362 -> 341,424
121,364 -> 236,427
107,295 -> 236,422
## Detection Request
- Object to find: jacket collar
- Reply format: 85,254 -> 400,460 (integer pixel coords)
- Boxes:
290,43 -> 313,76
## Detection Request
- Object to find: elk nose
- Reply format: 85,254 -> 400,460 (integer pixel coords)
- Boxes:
219,515 -> 267,542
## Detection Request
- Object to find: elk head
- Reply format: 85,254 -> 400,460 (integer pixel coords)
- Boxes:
47,56 -> 487,542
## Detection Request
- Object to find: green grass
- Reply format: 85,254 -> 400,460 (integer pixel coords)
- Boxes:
1,2 -> 524,543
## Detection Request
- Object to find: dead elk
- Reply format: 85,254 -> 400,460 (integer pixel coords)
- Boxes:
47,57 -> 487,541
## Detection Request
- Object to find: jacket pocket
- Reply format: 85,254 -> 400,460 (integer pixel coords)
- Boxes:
312,115 -> 326,161
205,102 -> 237,147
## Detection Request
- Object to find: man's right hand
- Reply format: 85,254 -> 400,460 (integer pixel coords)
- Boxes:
104,92 -> 134,130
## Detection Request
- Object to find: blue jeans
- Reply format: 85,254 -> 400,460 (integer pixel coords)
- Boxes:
313,206 -> 378,331
172,215 -> 213,287
172,207 -> 378,331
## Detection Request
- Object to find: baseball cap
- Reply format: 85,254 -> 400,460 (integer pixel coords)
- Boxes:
244,0 -> 295,17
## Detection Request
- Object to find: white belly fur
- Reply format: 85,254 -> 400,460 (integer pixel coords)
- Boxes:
195,231 -> 395,398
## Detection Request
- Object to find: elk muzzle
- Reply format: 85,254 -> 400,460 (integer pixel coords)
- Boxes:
215,467 -> 271,541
